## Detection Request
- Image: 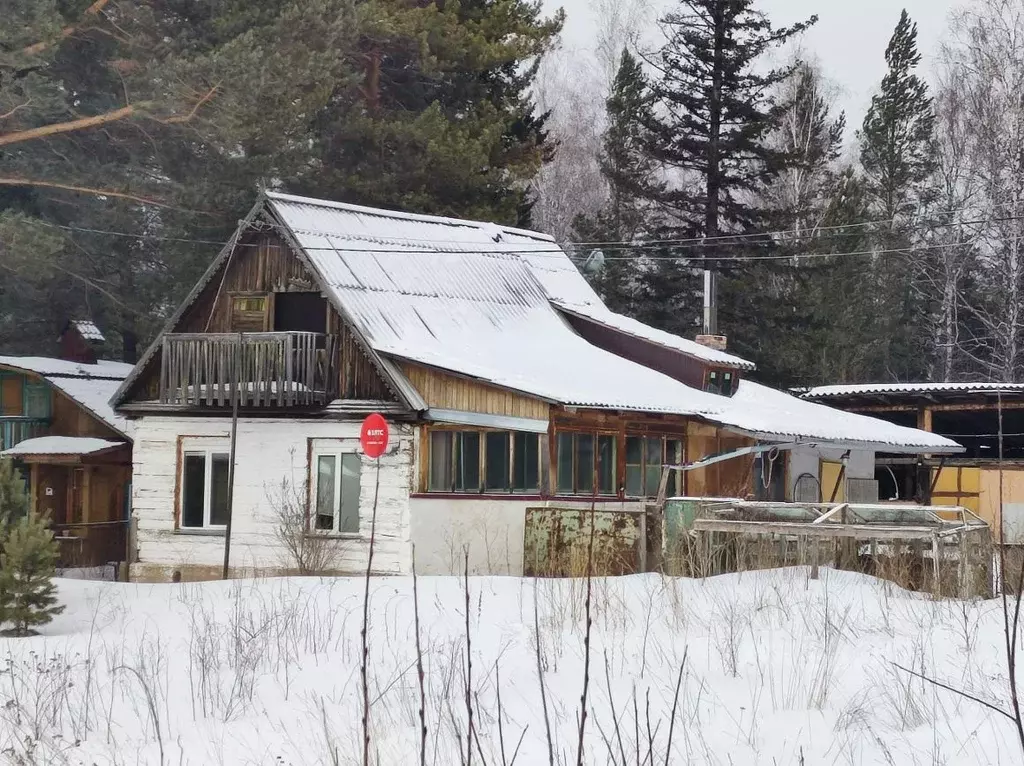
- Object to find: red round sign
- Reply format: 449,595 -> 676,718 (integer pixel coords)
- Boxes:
359,413 -> 390,459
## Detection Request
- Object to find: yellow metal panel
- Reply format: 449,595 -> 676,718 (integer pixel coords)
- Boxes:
820,461 -> 845,503
931,467 -> 961,494
960,467 -> 980,494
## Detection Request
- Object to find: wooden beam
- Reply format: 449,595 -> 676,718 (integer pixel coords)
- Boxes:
692,518 -> 966,541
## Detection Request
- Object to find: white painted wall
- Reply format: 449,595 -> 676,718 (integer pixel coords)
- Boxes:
130,415 -> 414,577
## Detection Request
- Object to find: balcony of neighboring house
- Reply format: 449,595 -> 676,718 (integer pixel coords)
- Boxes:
159,331 -> 340,408
1,371 -> 52,451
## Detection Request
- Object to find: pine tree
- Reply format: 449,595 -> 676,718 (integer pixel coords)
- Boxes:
572,49 -> 658,317
0,511 -> 64,637
0,459 -> 29,534
858,9 -> 936,380
860,9 -> 936,222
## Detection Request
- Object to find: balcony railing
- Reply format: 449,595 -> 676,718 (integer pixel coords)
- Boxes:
159,332 -> 339,408
0,417 -> 49,452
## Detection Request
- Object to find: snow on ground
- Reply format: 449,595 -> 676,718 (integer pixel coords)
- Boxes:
0,568 -> 1020,765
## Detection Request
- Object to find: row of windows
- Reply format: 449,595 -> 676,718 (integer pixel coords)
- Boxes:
426,429 -> 683,498
428,431 -> 541,493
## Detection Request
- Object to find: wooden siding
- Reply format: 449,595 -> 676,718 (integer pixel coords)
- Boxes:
126,232 -> 397,405
51,389 -> 121,440
684,422 -> 755,499
400,362 -> 550,419
129,416 -> 414,580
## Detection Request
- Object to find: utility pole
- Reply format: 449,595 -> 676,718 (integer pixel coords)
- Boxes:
222,332 -> 241,579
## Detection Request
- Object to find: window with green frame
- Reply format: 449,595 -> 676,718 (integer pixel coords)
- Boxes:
624,436 -> 683,497
555,432 -> 617,496
428,429 -> 542,493
0,373 -> 51,419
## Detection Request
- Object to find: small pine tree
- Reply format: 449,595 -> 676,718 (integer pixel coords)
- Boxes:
0,458 -> 29,534
0,511 -> 64,636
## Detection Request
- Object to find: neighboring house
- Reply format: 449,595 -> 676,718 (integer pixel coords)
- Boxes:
803,383 -> 1024,541
0,321 -> 134,569
112,192 -> 960,580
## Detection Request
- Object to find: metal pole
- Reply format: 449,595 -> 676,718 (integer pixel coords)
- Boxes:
702,269 -> 718,336
222,332 -> 241,580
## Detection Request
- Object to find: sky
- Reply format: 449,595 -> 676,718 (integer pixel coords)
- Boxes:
545,0 -> 964,131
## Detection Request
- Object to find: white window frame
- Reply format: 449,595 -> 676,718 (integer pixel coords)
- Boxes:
310,451 -> 362,535
179,445 -> 230,529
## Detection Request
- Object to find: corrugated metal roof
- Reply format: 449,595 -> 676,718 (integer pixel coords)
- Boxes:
263,192 -> 959,453
0,356 -> 132,438
803,382 -> 1024,399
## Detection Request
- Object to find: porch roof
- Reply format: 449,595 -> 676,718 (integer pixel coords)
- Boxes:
1,436 -> 126,460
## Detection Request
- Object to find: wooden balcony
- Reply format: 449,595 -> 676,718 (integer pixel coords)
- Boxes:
0,417 -> 49,452
159,332 -> 339,408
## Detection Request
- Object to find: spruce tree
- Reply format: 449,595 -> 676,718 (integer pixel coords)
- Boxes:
0,511 -> 63,637
0,459 -> 29,534
573,49 -> 658,318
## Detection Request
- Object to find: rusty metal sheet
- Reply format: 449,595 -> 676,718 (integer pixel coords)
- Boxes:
523,506 -> 643,577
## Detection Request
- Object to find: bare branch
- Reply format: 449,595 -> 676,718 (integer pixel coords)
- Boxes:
0,100 -> 33,123
22,0 -> 112,56
0,177 -> 193,211
891,662 -> 1015,721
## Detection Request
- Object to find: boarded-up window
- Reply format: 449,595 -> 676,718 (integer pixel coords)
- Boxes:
0,374 -> 23,416
231,295 -> 268,332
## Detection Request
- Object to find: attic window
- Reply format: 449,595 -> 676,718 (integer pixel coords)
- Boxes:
230,294 -> 268,332
705,369 -> 736,396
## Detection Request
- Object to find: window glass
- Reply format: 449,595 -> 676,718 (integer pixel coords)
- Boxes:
340,454 -> 361,533
666,440 -> 683,496
484,432 -> 510,491
512,432 -> 539,491
645,437 -> 663,497
625,436 -> 643,496
597,435 -> 616,495
209,455 -> 230,526
182,454 -> 206,528
316,455 -> 337,530
723,371 -> 734,395
23,383 -> 50,419
428,431 -> 452,491
706,370 -> 720,394
576,434 -> 594,494
455,432 -> 480,491
556,433 -> 574,493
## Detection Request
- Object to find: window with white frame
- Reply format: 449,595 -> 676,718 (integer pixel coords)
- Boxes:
312,452 -> 362,534
180,447 -> 230,528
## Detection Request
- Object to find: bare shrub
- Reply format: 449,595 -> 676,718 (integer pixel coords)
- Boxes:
268,476 -> 343,576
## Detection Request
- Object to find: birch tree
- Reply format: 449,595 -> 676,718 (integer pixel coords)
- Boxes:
944,0 -> 1024,380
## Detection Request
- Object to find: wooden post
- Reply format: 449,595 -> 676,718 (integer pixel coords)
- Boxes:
222,333 -> 241,580
931,532 -> 941,598
810,537 -> 820,580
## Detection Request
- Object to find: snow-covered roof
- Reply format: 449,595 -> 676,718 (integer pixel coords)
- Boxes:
262,192 -> 958,454
1,436 -> 125,457
554,302 -> 755,370
804,382 -> 1024,399
0,356 -> 132,438
69,320 -> 105,342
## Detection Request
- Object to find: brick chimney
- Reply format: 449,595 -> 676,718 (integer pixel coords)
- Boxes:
58,320 -> 105,364
695,334 -> 728,351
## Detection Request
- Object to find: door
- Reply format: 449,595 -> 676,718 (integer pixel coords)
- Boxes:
37,466 -> 69,526
273,292 -> 327,334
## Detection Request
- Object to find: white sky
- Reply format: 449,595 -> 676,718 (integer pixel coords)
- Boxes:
545,0 -> 964,130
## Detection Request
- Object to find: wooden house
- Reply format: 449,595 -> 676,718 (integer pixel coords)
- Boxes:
803,383 -> 1024,542
0,321 -> 134,571
112,192 -> 961,580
